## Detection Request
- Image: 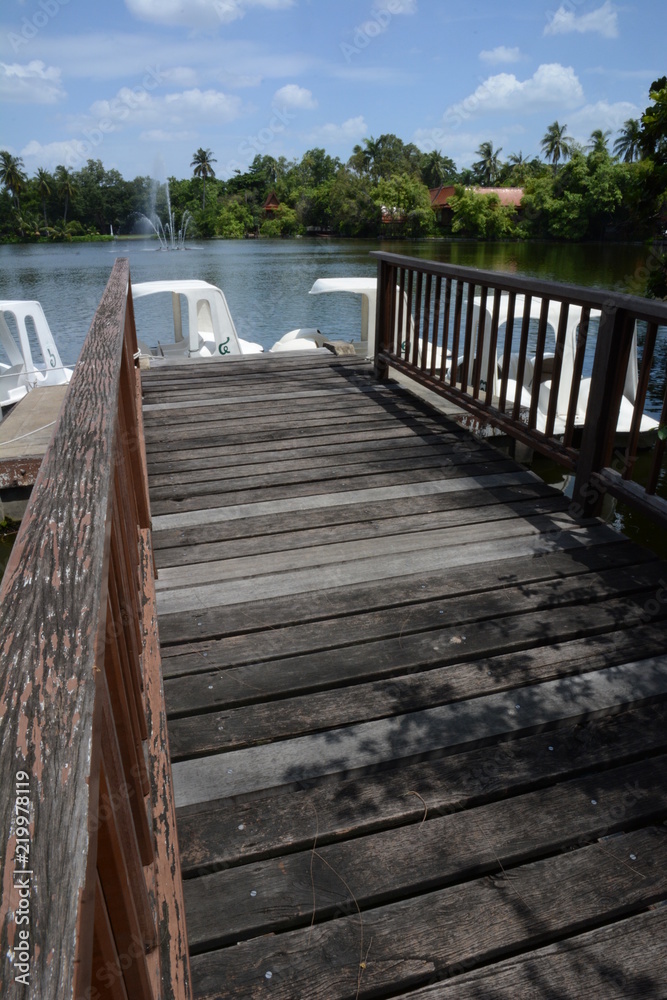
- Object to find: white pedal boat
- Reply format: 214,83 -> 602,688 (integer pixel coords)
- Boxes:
270,276 -> 449,370
132,280 -> 263,360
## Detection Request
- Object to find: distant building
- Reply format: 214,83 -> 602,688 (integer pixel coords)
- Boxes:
263,192 -> 280,214
429,185 -> 524,225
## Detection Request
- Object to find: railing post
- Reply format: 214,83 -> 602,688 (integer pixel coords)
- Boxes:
572,305 -> 635,519
374,257 -> 394,382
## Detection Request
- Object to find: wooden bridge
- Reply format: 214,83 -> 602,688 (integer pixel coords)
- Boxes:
2,255 -> 667,999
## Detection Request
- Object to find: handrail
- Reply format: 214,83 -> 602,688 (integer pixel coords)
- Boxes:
373,250 -> 667,527
0,260 -> 191,999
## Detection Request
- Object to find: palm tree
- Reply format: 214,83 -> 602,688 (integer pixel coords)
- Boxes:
541,121 -> 573,168
587,128 -> 611,154
349,136 -> 382,181
472,141 -> 503,186
55,165 -> 75,223
191,148 -> 217,209
36,167 -> 52,227
614,118 -> 642,162
0,151 -> 27,211
420,149 -> 456,189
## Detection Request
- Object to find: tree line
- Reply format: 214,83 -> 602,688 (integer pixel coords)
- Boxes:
1,79 -> 665,247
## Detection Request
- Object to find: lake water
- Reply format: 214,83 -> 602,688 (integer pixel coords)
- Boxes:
1,237 -> 665,557
0,237 -> 656,364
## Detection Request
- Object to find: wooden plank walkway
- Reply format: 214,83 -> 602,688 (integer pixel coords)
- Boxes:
141,351 -> 667,1000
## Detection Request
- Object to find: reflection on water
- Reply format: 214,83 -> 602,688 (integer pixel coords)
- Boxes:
0,237 -> 665,563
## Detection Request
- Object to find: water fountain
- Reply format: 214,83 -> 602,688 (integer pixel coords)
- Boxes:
138,180 -> 193,250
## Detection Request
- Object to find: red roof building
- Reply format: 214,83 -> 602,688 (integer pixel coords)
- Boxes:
263,192 -> 280,213
429,185 -> 524,223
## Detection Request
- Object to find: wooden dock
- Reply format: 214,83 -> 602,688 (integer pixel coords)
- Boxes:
0,384 -> 67,489
142,351 -> 667,1000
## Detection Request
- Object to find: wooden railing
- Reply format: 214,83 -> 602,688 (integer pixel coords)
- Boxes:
0,260 -> 191,999
373,251 -> 667,526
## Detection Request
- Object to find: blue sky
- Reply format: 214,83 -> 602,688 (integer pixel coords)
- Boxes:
0,0 -> 663,182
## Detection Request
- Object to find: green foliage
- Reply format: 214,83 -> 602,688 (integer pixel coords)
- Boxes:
374,173 -> 435,236
216,200 -> 255,238
329,171 -> 382,236
520,149 -> 630,240
448,186 -> 517,239
348,134 -> 422,182
260,204 -> 302,237
419,150 -> 457,188
641,77 -> 667,165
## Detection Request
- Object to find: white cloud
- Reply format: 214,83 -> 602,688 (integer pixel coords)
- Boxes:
20,139 -> 82,168
544,1 -> 618,38
444,64 -> 584,126
567,99 -> 642,141
159,67 -> 199,87
163,88 -> 243,122
85,86 -> 243,131
272,83 -> 317,109
124,0 -> 295,29
0,60 -> 65,103
479,46 -> 521,65
311,115 -> 368,144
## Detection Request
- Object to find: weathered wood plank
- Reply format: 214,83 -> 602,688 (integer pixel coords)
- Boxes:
171,657 -> 667,806
154,487 -> 568,568
147,430 -> 472,484
148,449 -> 510,506
148,445 -> 503,499
176,703 -> 667,876
142,386 -> 445,429
155,521 -> 617,614
151,469 -> 539,532
142,393 -> 452,443
395,908 -> 667,999
184,754 -> 667,949
157,538 -> 650,645
163,555 -> 655,675
189,826 -> 667,1000
150,457 -> 521,516
145,423 -> 471,471
153,513 -> 607,592
165,622 -> 667,757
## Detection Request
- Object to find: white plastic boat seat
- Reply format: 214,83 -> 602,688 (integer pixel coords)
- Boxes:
0,300 -> 67,376
270,329 -> 325,353
132,280 -> 245,357
309,278 -> 378,352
